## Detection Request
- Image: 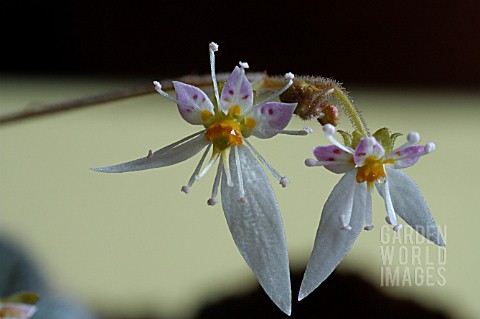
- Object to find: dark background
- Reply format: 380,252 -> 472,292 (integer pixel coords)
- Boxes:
1,0 -> 479,88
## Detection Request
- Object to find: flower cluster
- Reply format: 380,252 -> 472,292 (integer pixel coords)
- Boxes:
92,42 -> 444,315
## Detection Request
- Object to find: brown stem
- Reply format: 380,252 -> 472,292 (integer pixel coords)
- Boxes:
0,73 -> 266,126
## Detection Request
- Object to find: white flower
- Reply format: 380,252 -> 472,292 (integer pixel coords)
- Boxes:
299,124 -> 444,300
92,42 -> 310,315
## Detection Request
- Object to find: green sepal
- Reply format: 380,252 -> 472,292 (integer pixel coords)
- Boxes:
336,130 -> 352,148
373,128 -> 393,153
351,130 -> 366,149
390,132 -> 403,150
0,292 -> 39,304
372,128 -> 403,154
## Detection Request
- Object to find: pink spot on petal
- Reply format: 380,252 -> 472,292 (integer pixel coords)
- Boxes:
328,157 -> 335,161
333,149 -> 341,154
193,94 -> 198,100
358,152 -> 366,156
268,109 -> 274,115
202,98 -> 206,102
229,90 -> 234,95
242,94 -> 249,99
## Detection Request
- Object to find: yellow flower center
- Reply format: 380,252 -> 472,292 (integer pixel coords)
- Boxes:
204,105 -> 256,153
356,156 -> 386,183
205,119 -> 243,153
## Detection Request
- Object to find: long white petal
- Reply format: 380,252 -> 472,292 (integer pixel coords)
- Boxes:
376,167 -> 445,246
92,133 -> 209,173
299,170 -> 366,300
221,145 -> 291,315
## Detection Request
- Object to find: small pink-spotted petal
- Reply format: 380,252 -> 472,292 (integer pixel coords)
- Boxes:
173,81 -> 214,125
249,102 -> 297,139
354,137 -> 385,166
220,66 -> 253,114
389,145 -> 425,169
313,145 -> 355,174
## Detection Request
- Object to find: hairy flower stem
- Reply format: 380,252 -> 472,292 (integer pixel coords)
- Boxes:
332,86 -> 369,136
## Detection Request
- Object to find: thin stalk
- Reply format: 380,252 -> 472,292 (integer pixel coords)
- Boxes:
332,86 -> 369,136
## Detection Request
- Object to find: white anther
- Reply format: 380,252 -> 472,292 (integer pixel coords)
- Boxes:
341,225 -> 352,231
364,225 -> 374,231
425,142 -> 436,153
407,132 -> 420,143
207,198 -> 217,206
305,158 -> 318,167
153,81 -> 162,92
209,42 -> 218,52
181,186 -> 189,194
279,176 -> 290,188
393,224 -> 403,232
284,72 -> 294,80
239,61 -> 249,69
322,124 -> 336,136
153,80 -> 178,103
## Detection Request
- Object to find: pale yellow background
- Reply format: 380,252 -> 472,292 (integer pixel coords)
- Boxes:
1,76 -> 478,318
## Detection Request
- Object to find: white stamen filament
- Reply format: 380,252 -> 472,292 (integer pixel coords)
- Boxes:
322,124 -> 354,154
383,180 -> 401,230
234,146 -> 245,198
208,160 -> 223,206
196,152 -> 220,181
340,181 -> 357,230
209,42 -> 221,106
255,72 -> 295,105
153,81 -> 179,104
278,127 -> 313,136
305,158 -> 352,167
244,139 -> 287,186
364,185 -> 374,231
222,148 -> 233,187
186,145 -> 211,188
